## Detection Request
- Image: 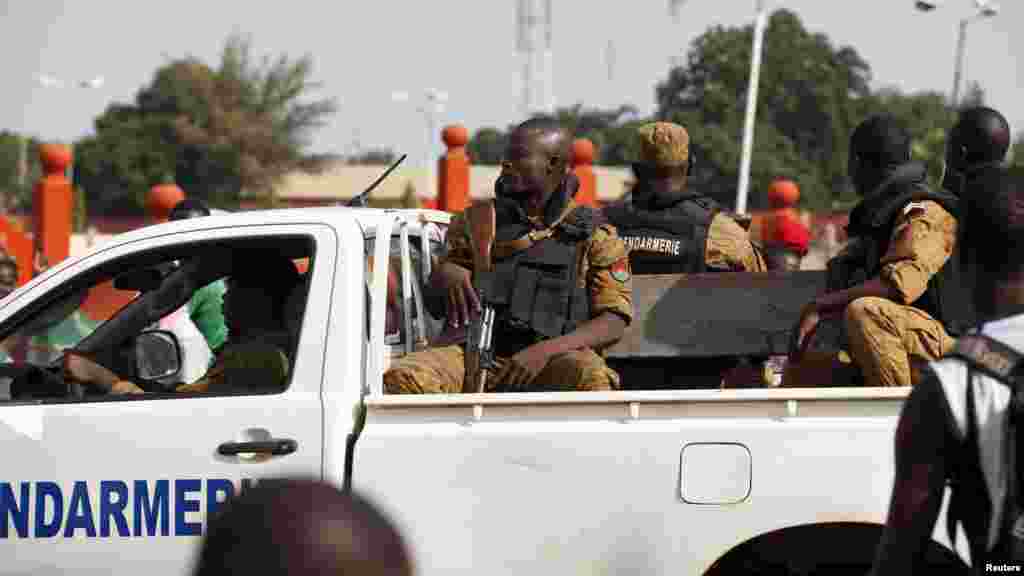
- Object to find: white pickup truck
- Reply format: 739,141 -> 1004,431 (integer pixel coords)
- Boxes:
0,207 -> 970,575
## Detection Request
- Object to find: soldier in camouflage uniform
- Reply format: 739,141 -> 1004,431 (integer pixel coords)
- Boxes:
789,114 -> 972,387
603,122 -> 766,275
384,117 -> 633,394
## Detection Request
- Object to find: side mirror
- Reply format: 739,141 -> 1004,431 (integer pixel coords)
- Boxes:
134,330 -> 182,384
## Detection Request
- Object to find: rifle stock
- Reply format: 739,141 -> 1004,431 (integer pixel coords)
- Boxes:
463,200 -> 497,393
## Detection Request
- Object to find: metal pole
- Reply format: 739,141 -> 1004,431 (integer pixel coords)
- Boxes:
951,18 -> 967,108
426,104 -> 436,200
16,136 -> 27,188
734,1 -> 768,215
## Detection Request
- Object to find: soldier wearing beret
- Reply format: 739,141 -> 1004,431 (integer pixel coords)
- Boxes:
603,121 -> 766,275
384,117 -> 632,393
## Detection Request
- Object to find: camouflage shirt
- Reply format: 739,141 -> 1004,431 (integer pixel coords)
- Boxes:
442,199 -> 634,324
878,200 -> 958,305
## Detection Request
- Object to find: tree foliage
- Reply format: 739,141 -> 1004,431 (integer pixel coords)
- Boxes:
347,148 -> 397,165
1010,133 -> 1024,169
466,127 -> 507,165
655,9 -> 881,210
0,132 -> 41,212
466,9 -> 967,213
74,34 -> 339,215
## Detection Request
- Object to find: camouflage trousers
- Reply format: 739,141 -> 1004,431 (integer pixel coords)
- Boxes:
383,345 -> 621,394
844,296 -> 955,387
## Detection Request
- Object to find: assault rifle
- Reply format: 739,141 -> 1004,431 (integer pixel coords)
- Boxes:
462,199 -> 497,393
344,154 -> 408,208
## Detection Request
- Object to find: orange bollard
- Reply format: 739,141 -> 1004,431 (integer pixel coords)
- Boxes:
571,139 -> 597,207
0,217 -> 34,285
147,182 -> 186,224
33,144 -> 74,274
438,125 -> 470,213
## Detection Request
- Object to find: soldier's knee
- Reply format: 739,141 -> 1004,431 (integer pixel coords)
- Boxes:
535,350 -> 602,391
383,367 -> 417,394
844,297 -> 893,333
563,350 -> 620,391
383,363 -> 440,394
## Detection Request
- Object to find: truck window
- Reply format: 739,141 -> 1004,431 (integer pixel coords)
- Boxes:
0,280 -> 131,367
365,235 -> 446,358
0,235 -> 316,404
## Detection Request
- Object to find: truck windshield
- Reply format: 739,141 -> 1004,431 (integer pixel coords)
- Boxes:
0,279 -> 138,369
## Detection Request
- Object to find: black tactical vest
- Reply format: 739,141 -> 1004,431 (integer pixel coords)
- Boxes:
482,198 -> 596,357
603,194 -> 720,274
827,181 -> 975,337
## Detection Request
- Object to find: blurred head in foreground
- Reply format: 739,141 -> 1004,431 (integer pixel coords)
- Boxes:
193,478 -> 413,576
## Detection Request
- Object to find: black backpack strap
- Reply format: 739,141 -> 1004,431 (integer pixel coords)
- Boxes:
947,333 -> 1024,385
945,364 -> 982,559
944,330 -> 1024,565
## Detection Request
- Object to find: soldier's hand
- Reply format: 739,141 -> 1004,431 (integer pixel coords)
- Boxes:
63,351 -> 119,392
789,303 -> 821,362
493,342 -> 554,391
436,261 -> 481,328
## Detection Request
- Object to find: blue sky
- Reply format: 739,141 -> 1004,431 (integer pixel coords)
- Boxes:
2,0 -> 1021,167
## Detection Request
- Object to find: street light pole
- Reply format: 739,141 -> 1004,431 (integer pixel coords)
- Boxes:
734,0 -> 769,216
391,89 -> 448,201
914,1 -> 999,109
951,17 -> 968,107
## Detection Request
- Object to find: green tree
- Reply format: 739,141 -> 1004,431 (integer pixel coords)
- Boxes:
348,149 -> 397,164
75,34 -> 339,215
0,132 -> 41,212
652,8 -> 963,211
655,9 -> 874,210
1010,133 -> 1024,169
466,127 -> 507,165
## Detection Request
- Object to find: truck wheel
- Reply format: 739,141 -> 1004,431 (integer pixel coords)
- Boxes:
703,522 -> 968,576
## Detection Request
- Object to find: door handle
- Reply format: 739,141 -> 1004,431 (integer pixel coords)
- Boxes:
217,438 -> 298,456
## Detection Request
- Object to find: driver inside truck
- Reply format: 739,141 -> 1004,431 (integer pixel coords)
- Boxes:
63,252 -> 302,396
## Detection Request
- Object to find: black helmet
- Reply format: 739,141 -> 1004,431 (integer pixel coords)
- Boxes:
942,106 -> 1011,196
168,198 -> 212,221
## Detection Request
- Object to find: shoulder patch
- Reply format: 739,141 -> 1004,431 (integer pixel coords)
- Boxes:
610,258 -> 630,283
903,202 -> 928,216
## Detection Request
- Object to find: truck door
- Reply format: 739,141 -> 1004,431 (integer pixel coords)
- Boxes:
0,225 -> 336,576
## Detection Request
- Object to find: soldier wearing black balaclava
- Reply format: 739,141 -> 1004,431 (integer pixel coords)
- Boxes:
941,106 -> 1011,198
790,114 -> 973,388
